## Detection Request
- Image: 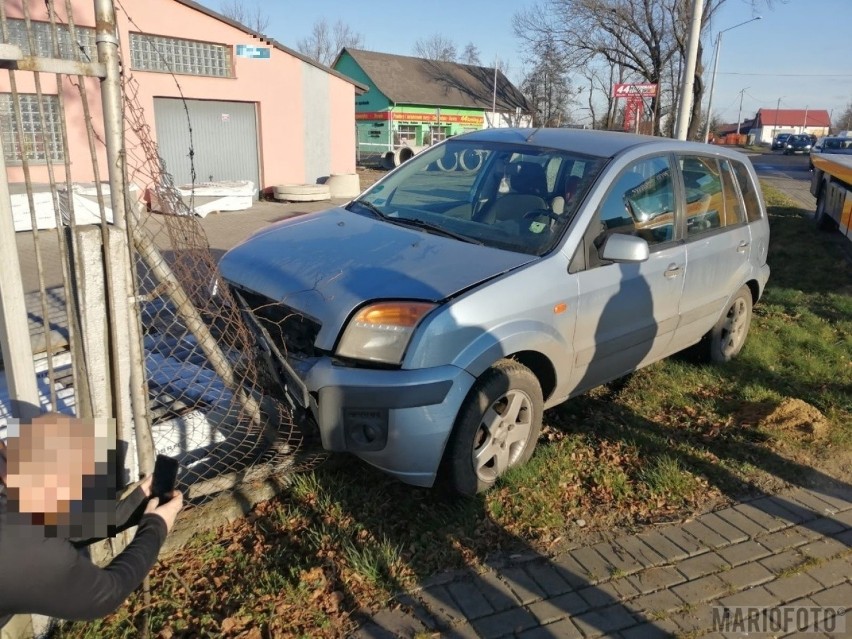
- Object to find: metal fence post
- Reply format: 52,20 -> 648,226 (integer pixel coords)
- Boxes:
94,0 -> 155,475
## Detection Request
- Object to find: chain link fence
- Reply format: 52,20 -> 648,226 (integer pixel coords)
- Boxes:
1,0 -> 324,509
120,75 -> 324,505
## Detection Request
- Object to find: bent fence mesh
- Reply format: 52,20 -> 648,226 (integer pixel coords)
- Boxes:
1,0 -> 324,507
121,76 -> 325,504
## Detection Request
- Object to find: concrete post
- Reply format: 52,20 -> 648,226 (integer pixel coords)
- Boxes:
674,0 -> 704,140
94,0 -> 155,475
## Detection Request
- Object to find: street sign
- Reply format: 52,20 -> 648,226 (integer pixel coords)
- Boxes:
235,45 -> 270,59
612,83 -> 658,98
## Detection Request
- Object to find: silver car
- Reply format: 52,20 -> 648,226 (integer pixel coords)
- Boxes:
220,129 -> 770,495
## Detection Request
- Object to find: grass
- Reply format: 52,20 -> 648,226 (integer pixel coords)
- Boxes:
57,181 -> 852,638
776,555 -> 821,579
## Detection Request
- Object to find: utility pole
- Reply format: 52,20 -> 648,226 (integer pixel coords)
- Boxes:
702,16 -> 762,143
773,97 -> 781,138
674,0 -> 704,140
703,32 -> 722,143
491,56 -> 498,128
802,105 -> 809,135
736,87 -> 748,135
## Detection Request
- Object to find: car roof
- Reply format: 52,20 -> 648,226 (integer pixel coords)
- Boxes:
458,127 -> 748,160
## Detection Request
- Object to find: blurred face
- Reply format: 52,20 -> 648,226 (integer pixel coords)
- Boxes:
5,414 -> 95,517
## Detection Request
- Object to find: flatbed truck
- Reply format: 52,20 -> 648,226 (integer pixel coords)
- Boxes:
811,153 -> 852,243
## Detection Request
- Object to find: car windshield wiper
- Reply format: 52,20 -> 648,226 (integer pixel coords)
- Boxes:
347,199 -> 386,219
388,217 -> 483,244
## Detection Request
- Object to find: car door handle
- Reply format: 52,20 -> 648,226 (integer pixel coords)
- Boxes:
737,240 -> 750,253
664,264 -> 682,278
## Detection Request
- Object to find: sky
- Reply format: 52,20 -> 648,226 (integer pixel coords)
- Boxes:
200,0 -> 852,127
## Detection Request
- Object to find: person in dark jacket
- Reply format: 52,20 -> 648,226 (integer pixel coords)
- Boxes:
0,413 -> 182,627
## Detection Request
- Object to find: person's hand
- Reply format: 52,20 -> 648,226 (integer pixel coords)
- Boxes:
139,475 -> 153,498
144,491 -> 183,533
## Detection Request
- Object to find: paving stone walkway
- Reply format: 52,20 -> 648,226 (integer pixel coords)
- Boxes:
354,486 -> 852,638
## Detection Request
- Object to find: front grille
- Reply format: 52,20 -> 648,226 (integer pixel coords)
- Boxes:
233,287 -> 321,359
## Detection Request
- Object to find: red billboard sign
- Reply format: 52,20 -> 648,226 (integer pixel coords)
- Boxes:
612,83 -> 658,98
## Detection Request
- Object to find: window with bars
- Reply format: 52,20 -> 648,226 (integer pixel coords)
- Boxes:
129,33 -> 231,77
0,93 -> 64,163
3,18 -> 96,60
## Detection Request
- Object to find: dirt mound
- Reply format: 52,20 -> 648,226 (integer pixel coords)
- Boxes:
760,398 -> 829,439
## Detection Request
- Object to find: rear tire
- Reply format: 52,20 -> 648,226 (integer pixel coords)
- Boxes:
446,359 -> 543,496
705,286 -> 753,363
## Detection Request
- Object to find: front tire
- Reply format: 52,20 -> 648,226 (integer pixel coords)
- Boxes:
706,286 -> 753,363
446,359 -> 543,495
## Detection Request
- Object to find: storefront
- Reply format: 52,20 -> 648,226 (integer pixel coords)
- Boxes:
334,47 -> 530,164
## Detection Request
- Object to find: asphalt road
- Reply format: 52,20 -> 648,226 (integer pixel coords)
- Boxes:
748,148 -> 816,211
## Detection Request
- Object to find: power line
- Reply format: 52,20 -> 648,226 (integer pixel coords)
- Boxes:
718,72 -> 852,77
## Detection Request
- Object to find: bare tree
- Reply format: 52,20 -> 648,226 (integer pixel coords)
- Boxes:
581,57 -> 629,129
513,0 -> 773,136
521,38 -> 575,127
219,0 -> 270,34
413,34 -> 458,62
461,42 -> 482,66
834,101 -> 852,131
296,19 -> 365,67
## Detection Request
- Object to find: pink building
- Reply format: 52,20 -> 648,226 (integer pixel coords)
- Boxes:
1,0 -> 364,195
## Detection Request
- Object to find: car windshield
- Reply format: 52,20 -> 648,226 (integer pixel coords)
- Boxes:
789,135 -> 809,144
351,139 -> 606,256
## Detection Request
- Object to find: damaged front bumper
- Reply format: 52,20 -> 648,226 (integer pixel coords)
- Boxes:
236,292 -> 475,486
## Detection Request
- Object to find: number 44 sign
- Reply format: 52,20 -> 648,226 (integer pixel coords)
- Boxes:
611,83 -> 658,98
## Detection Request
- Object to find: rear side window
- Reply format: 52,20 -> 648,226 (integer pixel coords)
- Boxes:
719,160 -> 746,225
731,161 -> 763,222
679,156 -> 725,237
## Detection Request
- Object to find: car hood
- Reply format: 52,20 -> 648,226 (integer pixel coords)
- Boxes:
219,207 -> 536,349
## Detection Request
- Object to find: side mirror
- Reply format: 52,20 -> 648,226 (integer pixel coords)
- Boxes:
601,233 -> 649,263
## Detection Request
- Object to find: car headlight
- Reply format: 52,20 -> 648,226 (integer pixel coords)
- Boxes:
337,301 -> 437,365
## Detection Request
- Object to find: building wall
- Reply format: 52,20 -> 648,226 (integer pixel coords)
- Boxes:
334,52 -> 391,114
302,61 -> 331,184
328,73 -> 357,176
2,0 -> 356,191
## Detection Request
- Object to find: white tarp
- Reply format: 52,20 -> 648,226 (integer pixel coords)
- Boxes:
0,353 -> 76,439
10,182 -> 143,232
1,350 -> 225,465
149,180 -> 256,218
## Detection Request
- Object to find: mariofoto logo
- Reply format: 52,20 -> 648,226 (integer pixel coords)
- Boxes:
712,605 -> 846,635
